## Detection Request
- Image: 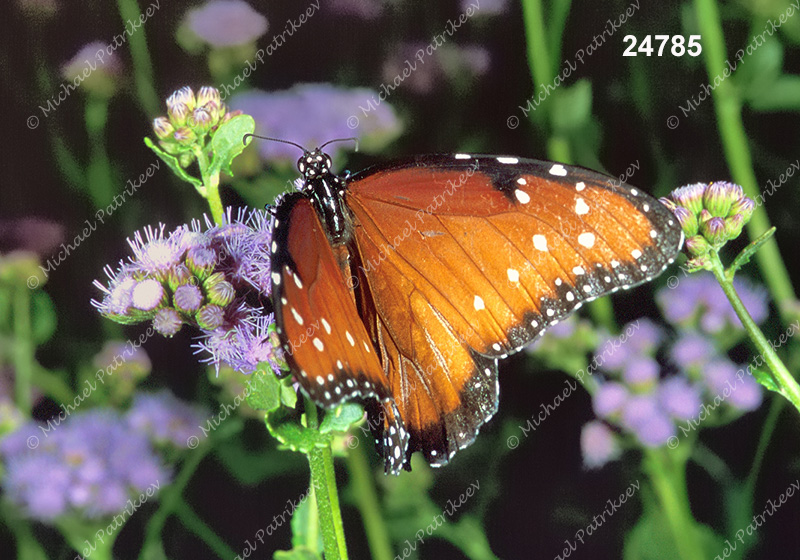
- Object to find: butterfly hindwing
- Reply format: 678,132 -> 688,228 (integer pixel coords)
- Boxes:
270,194 -> 409,472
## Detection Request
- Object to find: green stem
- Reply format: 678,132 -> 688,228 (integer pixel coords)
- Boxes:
193,145 -> 224,224
138,443 -> 212,560
643,448 -> 705,560
174,498 -> 238,558
707,251 -> 800,413
305,398 -> 349,560
115,0 -> 160,116
346,441 -> 393,560
694,0 -> 797,321
86,96 -> 114,208
743,396 -> 784,502
12,285 -> 34,417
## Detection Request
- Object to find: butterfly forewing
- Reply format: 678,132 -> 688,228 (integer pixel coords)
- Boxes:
343,155 -> 682,465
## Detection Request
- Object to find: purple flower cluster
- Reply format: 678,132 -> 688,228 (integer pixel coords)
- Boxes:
0,410 -> 169,522
657,272 -> 768,334
183,0 -> 268,47
660,181 -> 755,270
93,208 -> 285,374
127,391 -> 207,449
580,310 -> 763,468
230,84 -> 402,163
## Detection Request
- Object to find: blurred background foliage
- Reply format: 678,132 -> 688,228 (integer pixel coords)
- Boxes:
2,0 -> 800,558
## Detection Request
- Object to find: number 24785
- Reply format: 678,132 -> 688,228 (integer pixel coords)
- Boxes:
623,35 -> 702,57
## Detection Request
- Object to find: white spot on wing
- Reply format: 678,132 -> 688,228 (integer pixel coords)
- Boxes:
497,156 -> 518,164
474,295 -> 485,310
632,249 -> 643,259
515,189 -> 531,204
290,307 -> 304,325
321,318 -> 331,334
507,268 -> 520,283
533,234 -> 548,251
346,331 -> 355,346
575,198 -> 590,215
573,266 -> 585,275
576,181 -> 586,191
578,232 -> 595,248
455,153 -> 471,159
549,164 -> 567,176
272,272 -> 281,285
313,338 -> 324,351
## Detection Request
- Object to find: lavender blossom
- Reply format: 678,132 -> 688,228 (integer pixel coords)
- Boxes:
93,208 -> 285,375
1,410 -> 169,522
230,84 -> 403,163
580,421 -> 621,469
184,0 -> 268,47
127,391 -> 208,448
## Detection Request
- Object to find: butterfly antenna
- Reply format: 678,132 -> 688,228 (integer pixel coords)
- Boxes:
242,134 -> 306,152
319,137 -> 359,152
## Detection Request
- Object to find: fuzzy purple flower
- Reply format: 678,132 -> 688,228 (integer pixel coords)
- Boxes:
592,382 -> 629,419
657,273 -> 768,333
703,360 -> 763,412
184,0 -> 268,47
580,421 -> 621,469
127,391 -> 208,448
93,208 -> 285,375
658,378 -> 702,421
231,84 -> 403,163
669,332 -> 716,371
1,410 -> 169,522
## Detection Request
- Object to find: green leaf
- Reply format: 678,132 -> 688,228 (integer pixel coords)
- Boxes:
273,547 -> 322,560
209,115 -> 256,178
624,510 -> 720,560
751,367 -> 783,395
144,137 -> 202,188
282,381 -> 299,409
319,403 -> 364,434
245,368 -> 284,413
266,409 -> 331,454
31,291 -> 57,345
750,75 -> 800,112
288,486 -> 323,553
727,227 -> 776,278
550,80 -> 592,133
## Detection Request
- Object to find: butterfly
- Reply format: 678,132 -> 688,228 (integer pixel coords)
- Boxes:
265,139 -> 683,474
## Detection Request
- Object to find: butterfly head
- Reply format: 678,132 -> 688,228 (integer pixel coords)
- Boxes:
297,150 -> 333,181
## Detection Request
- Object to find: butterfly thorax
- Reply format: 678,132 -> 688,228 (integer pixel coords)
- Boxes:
297,149 -> 348,243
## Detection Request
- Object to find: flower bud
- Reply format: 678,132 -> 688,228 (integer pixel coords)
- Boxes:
168,102 -> 191,127
174,284 -> 204,312
186,247 -> 216,279
196,86 -> 221,108
673,207 -> 699,237
703,181 -> 737,218
153,307 -> 183,336
131,278 -> 166,311
729,196 -> 755,224
152,117 -> 175,140
167,86 -> 196,113
205,275 -> 235,307
700,216 -> 726,247
167,263 -> 194,292
723,214 -> 745,240
685,235 -> 711,257
189,106 -> 215,134
173,126 -> 197,146
671,183 -> 705,215
196,304 -> 225,330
